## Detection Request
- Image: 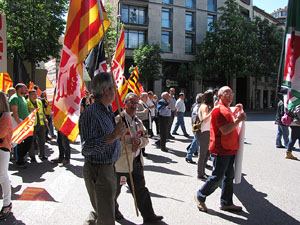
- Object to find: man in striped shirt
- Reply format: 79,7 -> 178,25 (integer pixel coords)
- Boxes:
79,72 -> 127,225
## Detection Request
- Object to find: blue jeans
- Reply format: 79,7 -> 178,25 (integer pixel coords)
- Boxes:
197,155 -> 235,206
276,124 -> 289,147
287,126 -> 300,153
172,112 -> 188,135
186,134 -> 199,159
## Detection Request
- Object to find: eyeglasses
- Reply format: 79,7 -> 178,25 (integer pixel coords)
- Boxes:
126,102 -> 138,105
223,92 -> 235,97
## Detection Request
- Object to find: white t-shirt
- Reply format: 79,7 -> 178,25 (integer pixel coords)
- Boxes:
147,98 -> 155,117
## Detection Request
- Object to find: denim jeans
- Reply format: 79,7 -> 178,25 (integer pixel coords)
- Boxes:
172,112 -> 188,135
287,126 -> 300,153
186,134 -> 199,159
197,155 -> 235,206
276,124 -> 289,147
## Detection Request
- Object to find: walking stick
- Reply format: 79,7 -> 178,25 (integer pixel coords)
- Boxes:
97,0 -> 139,217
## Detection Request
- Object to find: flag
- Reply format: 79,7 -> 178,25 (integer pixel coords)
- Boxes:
11,108 -> 38,144
280,0 -> 300,110
0,72 -> 13,93
53,0 -> 110,142
27,81 -> 42,97
128,66 -> 143,96
111,26 -> 127,111
13,48 -> 30,85
84,39 -> 107,80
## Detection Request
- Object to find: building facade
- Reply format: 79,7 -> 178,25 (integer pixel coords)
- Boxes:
107,0 -> 282,109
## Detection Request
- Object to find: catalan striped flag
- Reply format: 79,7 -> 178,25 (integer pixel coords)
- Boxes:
53,0 -> 110,142
0,73 -> 13,93
11,108 -> 38,144
128,67 -> 142,96
111,26 -> 127,111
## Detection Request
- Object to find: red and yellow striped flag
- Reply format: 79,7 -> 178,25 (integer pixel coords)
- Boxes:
0,73 -> 13,93
11,108 -> 38,144
111,26 -> 127,111
128,67 -> 142,96
53,0 -> 110,142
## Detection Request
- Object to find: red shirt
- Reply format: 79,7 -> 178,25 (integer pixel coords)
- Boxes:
209,103 -> 239,156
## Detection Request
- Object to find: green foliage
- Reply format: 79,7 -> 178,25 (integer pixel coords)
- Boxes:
254,17 -> 284,79
133,43 -> 162,89
104,4 -> 120,57
196,0 -> 258,84
0,0 -> 68,63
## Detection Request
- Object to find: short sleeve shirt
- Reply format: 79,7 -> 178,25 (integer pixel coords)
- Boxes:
9,94 -> 29,120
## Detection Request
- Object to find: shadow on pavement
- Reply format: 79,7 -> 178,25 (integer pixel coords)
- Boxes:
207,174 -> 299,224
149,192 -> 184,202
145,153 -> 177,164
65,164 -> 83,178
245,112 -> 275,121
117,218 -> 169,225
144,165 -> 191,177
0,213 -> 26,225
9,161 -> 56,183
167,149 -> 187,158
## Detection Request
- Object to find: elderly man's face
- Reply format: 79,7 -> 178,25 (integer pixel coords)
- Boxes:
220,87 -> 234,106
141,94 -> 148,102
170,88 -> 175,95
125,96 -> 139,117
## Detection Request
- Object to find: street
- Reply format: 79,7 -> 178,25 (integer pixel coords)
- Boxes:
1,111 -> 300,225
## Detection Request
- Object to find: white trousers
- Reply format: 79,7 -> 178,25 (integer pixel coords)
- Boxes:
0,150 -> 11,206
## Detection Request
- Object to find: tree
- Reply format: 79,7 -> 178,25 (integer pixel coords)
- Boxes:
196,0 -> 258,85
0,0 -> 68,82
133,43 -> 162,90
254,17 -> 284,95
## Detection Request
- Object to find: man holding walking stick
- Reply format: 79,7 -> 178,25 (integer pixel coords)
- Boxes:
114,93 -> 163,223
79,72 -> 127,225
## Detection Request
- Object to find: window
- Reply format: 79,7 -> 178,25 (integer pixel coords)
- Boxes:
240,0 -> 250,5
186,0 -> 195,8
185,34 -> 194,53
161,31 -> 172,52
125,30 -> 146,49
162,0 -> 173,4
281,11 -> 287,17
185,12 -> 194,31
207,0 -> 216,12
162,8 -> 172,28
207,14 -> 215,31
121,5 -> 147,24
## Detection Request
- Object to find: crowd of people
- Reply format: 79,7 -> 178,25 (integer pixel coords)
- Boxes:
0,71 -> 252,224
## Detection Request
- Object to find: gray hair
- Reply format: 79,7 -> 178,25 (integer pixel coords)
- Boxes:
140,92 -> 148,98
124,92 -> 139,103
195,93 -> 203,104
218,86 -> 231,96
92,72 -> 113,99
161,91 -> 169,98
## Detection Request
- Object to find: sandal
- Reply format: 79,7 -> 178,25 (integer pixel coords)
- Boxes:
0,202 -> 12,220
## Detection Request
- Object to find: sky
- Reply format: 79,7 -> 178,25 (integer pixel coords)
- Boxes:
252,0 -> 289,14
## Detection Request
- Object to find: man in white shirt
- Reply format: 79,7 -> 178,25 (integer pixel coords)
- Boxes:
168,88 -> 177,139
172,93 -> 189,137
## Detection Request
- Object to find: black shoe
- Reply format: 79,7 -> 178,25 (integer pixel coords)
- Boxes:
198,174 -> 209,181
186,158 -> 196,164
168,135 -> 175,139
39,156 -> 48,161
30,157 -> 37,163
161,148 -> 168,152
184,134 -> 190,138
154,142 -> 160,148
205,164 -> 213,169
143,214 -> 163,223
172,132 -> 179,135
276,145 -> 285,149
115,210 -> 124,220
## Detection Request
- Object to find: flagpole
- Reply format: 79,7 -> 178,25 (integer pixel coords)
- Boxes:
97,0 -> 139,217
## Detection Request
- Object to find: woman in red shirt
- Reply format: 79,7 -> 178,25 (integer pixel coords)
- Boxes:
0,91 -> 13,220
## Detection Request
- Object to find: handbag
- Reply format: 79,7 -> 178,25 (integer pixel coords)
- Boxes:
281,111 -> 293,126
192,115 -> 203,132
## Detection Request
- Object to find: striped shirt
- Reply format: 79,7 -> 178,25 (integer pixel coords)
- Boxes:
79,100 -> 121,164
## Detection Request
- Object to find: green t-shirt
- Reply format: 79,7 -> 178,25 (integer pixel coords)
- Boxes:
9,93 -> 29,120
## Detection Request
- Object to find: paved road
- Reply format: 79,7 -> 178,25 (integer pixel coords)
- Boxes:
1,111 -> 300,225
